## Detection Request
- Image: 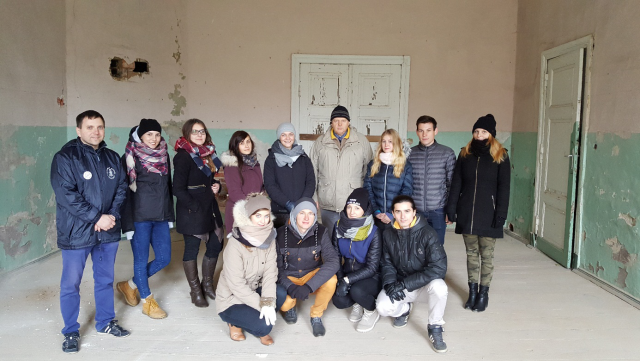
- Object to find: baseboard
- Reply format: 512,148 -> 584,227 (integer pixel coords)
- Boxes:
574,268 -> 640,310
504,229 -> 531,246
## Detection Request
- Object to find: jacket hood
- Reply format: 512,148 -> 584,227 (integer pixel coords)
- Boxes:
128,126 -> 140,143
233,198 -> 275,228
220,151 -> 238,167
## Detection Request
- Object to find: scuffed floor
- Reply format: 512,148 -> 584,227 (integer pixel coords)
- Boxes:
1,231 -> 639,360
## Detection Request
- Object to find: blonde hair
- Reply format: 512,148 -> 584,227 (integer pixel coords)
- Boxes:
460,134 -> 508,163
369,129 -> 406,178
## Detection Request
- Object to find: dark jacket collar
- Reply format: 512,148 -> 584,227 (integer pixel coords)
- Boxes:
417,140 -> 439,151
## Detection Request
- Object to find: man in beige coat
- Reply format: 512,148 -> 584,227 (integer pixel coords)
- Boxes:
310,105 -> 373,230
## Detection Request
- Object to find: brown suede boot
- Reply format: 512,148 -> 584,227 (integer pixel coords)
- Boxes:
183,260 -> 208,307
201,256 -> 218,300
142,295 -> 167,319
116,280 -> 140,306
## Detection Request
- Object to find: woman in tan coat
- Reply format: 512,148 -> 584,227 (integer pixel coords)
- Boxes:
215,193 -> 286,346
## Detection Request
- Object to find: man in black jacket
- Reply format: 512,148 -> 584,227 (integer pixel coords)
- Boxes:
376,195 -> 449,353
50,110 -> 129,353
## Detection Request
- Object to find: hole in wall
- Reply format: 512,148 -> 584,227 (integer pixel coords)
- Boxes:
109,57 -> 149,80
508,223 -> 514,232
594,144 -> 598,149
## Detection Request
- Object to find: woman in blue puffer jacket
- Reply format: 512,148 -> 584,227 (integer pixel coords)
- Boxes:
363,129 -> 413,230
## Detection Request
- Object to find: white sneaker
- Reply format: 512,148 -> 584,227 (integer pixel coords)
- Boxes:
348,303 -> 364,322
356,309 -> 380,333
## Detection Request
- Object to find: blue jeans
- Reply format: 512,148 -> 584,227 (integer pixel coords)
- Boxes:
60,242 -> 119,335
131,221 -> 172,299
218,285 -> 287,337
421,208 -> 446,245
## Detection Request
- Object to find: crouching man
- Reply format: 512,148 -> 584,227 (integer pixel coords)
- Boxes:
376,195 -> 448,353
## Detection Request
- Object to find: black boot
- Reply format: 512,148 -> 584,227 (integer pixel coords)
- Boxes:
201,256 -> 218,300
472,285 -> 489,312
183,260 -> 209,307
464,282 -> 478,310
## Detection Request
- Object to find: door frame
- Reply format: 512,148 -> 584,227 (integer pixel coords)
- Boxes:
533,35 -> 593,267
291,54 -> 411,138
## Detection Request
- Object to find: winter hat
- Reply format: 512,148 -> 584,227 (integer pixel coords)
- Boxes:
473,114 -> 497,138
244,193 -> 271,216
276,122 -> 297,139
344,188 -> 370,214
137,118 -> 162,138
330,105 -> 350,122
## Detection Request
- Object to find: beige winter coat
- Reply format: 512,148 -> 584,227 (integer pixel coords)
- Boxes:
309,128 -> 373,212
215,200 -> 278,314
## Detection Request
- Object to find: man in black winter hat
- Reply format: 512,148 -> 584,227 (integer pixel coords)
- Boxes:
310,105 -> 373,231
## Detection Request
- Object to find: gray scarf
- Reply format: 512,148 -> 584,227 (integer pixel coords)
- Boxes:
272,140 -> 305,168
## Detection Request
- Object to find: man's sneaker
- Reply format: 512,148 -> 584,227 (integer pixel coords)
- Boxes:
428,324 -> 448,353
356,309 -> 380,333
281,306 -> 298,324
348,303 -> 364,322
310,317 -> 326,337
62,332 -> 80,353
142,295 -> 167,319
117,280 -> 140,306
97,320 -> 130,337
392,302 -> 413,328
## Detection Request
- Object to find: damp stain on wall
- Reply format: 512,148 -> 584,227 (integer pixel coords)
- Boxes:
168,84 -> 187,116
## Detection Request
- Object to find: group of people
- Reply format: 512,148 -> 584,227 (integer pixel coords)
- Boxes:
50,105 -> 510,354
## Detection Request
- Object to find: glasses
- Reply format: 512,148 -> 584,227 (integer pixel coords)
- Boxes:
191,129 -> 206,135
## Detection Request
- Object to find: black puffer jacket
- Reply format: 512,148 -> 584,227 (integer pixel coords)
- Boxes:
275,222 -> 340,292
50,139 -> 127,250
380,217 -> 447,291
332,224 -> 381,283
263,148 -> 315,214
121,128 -> 175,233
446,149 -> 510,239
173,148 -> 223,235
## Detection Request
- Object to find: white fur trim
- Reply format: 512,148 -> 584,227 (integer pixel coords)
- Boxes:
232,198 -> 276,229
220,151 -> 238,167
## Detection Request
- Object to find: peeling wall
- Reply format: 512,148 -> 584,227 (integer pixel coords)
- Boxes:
65,0 -> 189,127
0,0 -> 66,272
512,0 -> 640,299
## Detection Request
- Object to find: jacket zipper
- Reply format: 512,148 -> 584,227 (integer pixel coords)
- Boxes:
470,157 -> 480,233
383,164 -> 389,213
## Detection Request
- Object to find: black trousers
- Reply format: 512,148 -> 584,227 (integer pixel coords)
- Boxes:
182,231 -> 223,261
332,276 -> 381,311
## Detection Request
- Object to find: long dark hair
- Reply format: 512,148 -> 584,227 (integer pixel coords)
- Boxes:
228,130 -> 255,185
182,118 -> 215,171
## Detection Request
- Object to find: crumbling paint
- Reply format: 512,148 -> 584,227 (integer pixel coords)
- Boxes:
0,126 -> 65,273
0,125 -> 36,180
161,119 -> 185,146
579,132 -> 640,299
109,132 -> 120,145
618,212 -> 637,227
168,84 -> 187,116
173,37 -> 181,64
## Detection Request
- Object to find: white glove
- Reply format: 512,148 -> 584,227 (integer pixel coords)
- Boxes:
259,306 -> 277,326
125,231 -> 135,241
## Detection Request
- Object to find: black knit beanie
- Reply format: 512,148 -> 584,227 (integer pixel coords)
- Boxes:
331,105 -> 350,122
344,188 -> 370,214
137,118 -> 162,138
473,114 -> 497,137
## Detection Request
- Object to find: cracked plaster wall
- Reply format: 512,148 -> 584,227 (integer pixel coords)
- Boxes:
511,0 -> 640,299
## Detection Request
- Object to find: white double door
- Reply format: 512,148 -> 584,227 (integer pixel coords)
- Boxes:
297,63 -> 402,140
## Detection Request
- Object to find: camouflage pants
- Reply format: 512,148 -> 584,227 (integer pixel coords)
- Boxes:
462,234 -> 496,286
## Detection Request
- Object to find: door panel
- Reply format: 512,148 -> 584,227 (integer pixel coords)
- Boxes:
299,63 -> 349,135
535,48 -> 584,268
351,64 -> 401,137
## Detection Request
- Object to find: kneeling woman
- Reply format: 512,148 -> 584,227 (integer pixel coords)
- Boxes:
216,193 -> 285,346
332,188 -> 382,332
276,198 -> 339,337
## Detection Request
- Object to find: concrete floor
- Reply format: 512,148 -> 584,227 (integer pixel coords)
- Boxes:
1,231 -> 639,360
